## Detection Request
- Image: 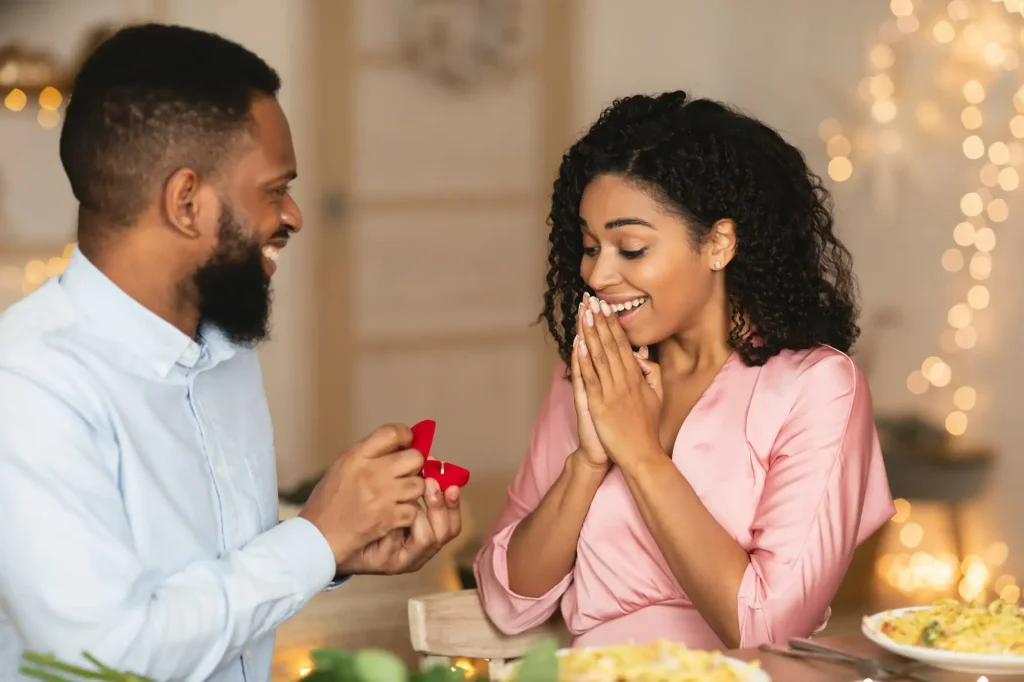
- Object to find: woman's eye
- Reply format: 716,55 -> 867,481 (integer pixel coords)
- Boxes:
582,245 -> 646,259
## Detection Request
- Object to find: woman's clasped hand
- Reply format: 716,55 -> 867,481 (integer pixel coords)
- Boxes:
572,292 -> 664,470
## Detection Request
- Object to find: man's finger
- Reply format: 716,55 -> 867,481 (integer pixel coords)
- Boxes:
401,508 -> 437,571
422,478 -> 451,544
386,448 -> 427,477
392,501 -> 420,529
360,423 -> 413,456
394,474 -> 427,503
444,486 -> 462,541
375,529 -> 402,555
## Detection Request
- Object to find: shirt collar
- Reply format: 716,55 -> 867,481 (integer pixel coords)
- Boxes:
60,246 -> 238,377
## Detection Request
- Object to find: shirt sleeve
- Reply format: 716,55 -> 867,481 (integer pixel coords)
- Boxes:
0,369 -> 337,682
736,353 -> 895,646
474,364 -> 580,635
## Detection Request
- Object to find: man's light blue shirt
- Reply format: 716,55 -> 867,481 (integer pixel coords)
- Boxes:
0,247 -> 338,682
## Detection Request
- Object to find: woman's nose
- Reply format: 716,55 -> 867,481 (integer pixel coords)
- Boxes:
587,252 -> 623,290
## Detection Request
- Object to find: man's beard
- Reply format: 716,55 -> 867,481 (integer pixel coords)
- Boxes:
193,205 -> 272,347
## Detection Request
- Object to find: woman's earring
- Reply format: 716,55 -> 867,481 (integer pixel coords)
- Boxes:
713,261 -> 722,270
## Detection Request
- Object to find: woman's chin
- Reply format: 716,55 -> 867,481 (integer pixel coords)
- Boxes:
624,328 -> 664,350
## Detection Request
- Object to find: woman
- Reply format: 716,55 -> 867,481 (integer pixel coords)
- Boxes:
474,91 -> 894,650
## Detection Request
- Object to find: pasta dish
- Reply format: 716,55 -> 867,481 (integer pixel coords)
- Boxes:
876,599 -> 1024,655
504,640 -> 753,681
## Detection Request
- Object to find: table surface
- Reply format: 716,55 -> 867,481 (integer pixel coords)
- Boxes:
725,634 -> 999,681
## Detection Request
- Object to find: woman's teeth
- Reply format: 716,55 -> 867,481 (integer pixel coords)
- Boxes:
261,246 -> 279,263
602,297 -> 647,314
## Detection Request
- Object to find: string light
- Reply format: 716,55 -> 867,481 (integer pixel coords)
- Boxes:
3,88 -> 26,112
967,284 -> 990,309
0,243 -> 75,299
964,134 -> 986,158
954,385 -> 978,410
826,0 -> 1021,605
878,499 -> 1016,602
1,85 -> 65,128
841,2 -> 1024,434
451,659 -> 479,679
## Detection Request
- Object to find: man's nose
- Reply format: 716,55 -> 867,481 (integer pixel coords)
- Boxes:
283,195 -> 303,233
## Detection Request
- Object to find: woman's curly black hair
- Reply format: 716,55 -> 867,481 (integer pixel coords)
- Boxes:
541,91 -> 860,368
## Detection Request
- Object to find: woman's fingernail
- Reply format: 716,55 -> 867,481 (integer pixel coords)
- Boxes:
640,345 -> 649,358
589,296 -> 601,313
573,334 -> 579,348
580,340 -> 589,356
600,300 -> 612,317
426,477 -> 441,499
585,309 -> 594,326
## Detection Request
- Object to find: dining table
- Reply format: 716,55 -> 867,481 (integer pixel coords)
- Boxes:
724,634 -> 1008,681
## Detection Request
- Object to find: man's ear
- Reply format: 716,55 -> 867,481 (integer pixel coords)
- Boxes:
163,168 -> 221,240
162,167 -> 202,238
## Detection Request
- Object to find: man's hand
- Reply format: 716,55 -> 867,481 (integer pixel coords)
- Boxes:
338,477 -> 462,575
299,424 -> 426,566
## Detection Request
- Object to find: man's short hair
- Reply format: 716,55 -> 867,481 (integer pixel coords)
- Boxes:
59,23 -> 281,228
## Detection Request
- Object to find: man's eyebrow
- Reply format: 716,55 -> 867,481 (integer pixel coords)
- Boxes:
267,170 -> 297,184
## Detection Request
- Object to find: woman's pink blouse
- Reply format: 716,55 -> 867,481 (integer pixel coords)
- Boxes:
474,346 -> 894,648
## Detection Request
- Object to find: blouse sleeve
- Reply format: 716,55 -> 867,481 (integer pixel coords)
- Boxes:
474,363 -> 580,635
736,352 -> 894,646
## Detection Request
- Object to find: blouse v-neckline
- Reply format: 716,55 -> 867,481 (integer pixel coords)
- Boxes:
665,349 -> 740,461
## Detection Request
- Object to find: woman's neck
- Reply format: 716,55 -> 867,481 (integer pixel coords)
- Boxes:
657,304 -> 733,377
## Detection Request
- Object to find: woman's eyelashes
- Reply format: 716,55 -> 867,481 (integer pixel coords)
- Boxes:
582,245 -> 649,260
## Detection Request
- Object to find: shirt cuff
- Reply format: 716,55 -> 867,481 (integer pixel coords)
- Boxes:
323,575 -> 351,592
253,517 -> 337,599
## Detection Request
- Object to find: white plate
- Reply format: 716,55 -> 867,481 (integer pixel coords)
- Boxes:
491,647 -> 771,682
862,606 -> 1024,675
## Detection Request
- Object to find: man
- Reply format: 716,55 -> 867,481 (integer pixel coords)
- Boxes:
0,23 -> 461,682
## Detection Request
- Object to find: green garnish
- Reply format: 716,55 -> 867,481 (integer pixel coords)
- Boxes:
19,639 -> 561,682
920,621 -> 943,647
